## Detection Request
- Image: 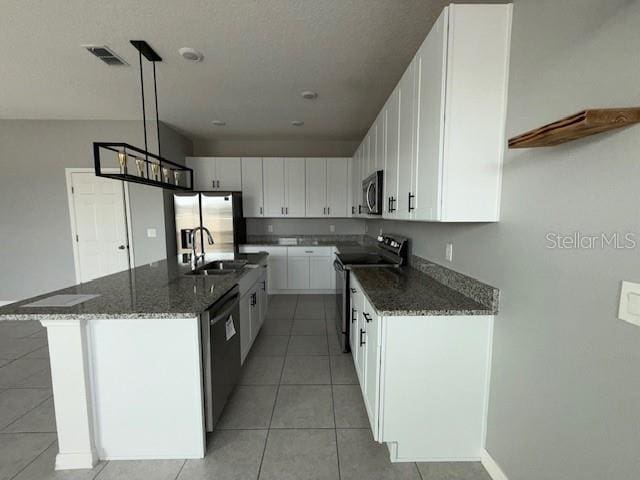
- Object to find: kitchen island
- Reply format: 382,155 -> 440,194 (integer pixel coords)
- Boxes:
0,253 -> 267,470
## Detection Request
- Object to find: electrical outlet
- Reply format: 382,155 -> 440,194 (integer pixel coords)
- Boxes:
146,228 -> 157,238
619,281 -> 640,327
445,243 -> 453,262
329,224 -> 335,233
267,224 -> 273,233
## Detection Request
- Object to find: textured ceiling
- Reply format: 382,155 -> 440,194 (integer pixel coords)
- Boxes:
0,0 -> 497,141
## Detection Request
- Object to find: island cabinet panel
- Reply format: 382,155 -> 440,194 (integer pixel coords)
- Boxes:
239,246 -> 287,294
87,317 -> 205,460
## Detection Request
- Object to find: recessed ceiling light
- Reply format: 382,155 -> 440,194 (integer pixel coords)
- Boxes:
211,120 -> 226,126
291,120 -> 304,127
301,91 -> 318,100
178,47 -> 204,62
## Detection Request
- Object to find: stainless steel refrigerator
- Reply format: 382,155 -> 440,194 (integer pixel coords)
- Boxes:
174,192 -> 246,257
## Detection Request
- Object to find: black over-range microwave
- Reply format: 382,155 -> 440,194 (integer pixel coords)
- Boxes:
361,170 -> 383,215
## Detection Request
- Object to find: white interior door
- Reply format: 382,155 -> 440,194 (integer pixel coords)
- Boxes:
71,172 -> 130,283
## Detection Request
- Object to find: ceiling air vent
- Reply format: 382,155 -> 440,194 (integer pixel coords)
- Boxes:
83,45 -> 128,66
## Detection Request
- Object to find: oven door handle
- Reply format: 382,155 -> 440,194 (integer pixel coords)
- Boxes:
333,260 -> 344,272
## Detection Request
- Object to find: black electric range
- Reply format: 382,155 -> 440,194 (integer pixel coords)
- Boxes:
333,234 -> 408,352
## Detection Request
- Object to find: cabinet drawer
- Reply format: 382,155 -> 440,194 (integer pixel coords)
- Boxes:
287,246 -> 332,257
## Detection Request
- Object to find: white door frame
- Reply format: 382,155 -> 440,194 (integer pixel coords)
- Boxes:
65,168 -> 135,284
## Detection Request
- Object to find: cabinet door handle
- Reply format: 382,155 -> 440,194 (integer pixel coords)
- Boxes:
327,206 -> 330,215
388,196 -> 396,213
262,281 -> 266,291
363,312 -> 372,323
351,206 -> 355,214
351,308 -> 357,323
350,287 -> 356,294
305,251 -> 314,254
358,205 -> 362,214
260,206 -> 263,215
281,207 -> 284,215
285,207 -> 288,215
212,180 -> 216,189
217,180 -> 220,188
359,328 -> 366,346
408,192 -> 415,212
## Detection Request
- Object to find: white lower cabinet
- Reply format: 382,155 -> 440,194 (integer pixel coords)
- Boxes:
240,245 -> 335,293
287,256 -> 310,290
240,279 -> 265,364
350,273 -> 493,461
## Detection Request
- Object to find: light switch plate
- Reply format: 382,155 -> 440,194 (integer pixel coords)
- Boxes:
445,243 -> 453,262
618,281 -> 640,327
146,228 -> 157,238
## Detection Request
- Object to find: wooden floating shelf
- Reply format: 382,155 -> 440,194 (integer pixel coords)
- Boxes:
508,107 -> 640,148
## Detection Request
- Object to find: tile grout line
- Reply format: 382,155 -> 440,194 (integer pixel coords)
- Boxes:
325,307 -> 343,480
255,294 -> 295,480
0,394 -> 53,433
8,436 -> 57,480
173,459 -> 187,480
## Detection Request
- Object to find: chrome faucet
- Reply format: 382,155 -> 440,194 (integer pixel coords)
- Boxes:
190,227 -> 214,268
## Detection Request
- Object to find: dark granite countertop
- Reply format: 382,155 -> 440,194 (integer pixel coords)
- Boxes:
0,253 -> 268,321
351,266 -> 495,316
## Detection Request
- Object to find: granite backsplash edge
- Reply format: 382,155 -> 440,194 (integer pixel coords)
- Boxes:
409,255 -> 499,313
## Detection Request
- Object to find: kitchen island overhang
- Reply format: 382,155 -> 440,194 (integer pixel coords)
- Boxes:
0,253 -> 267,470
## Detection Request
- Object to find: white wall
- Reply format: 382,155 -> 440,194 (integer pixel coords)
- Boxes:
247,218 -> 365,236
367,1 -> 640,478
193,139 -> 357,157
0,120 -> 192,301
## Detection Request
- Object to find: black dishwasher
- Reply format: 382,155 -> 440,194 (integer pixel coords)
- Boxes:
201,286 -> 241,431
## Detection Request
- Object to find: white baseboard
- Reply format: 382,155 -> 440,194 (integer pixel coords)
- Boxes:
55,451 -> 99,470
481,449 -> 509,480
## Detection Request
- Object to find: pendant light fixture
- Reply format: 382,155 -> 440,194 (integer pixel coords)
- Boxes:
93,40 -> 193,191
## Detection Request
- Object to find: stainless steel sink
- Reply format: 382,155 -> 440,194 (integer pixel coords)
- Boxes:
184,260 -> 247,276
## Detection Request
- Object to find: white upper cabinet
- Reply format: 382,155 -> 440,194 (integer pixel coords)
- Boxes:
395,59 -> 417,221
384,89 -> 400,218
305,158 -> 349,218
241,157 -> 264,217
305,158 -> 327,217
185,157 -> 241,191
284,158 -> 306,217
262,157 -> 286,217
373,4 -> 512,222
326,158 -> 349,217
215,157 -> 242,190
374,110 -> 386,174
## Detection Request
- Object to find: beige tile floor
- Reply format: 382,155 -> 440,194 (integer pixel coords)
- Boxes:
0,295 -> 492,480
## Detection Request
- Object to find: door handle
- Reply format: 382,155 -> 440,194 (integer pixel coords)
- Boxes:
359,329 -> 366,346
363,312 -> 372,323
